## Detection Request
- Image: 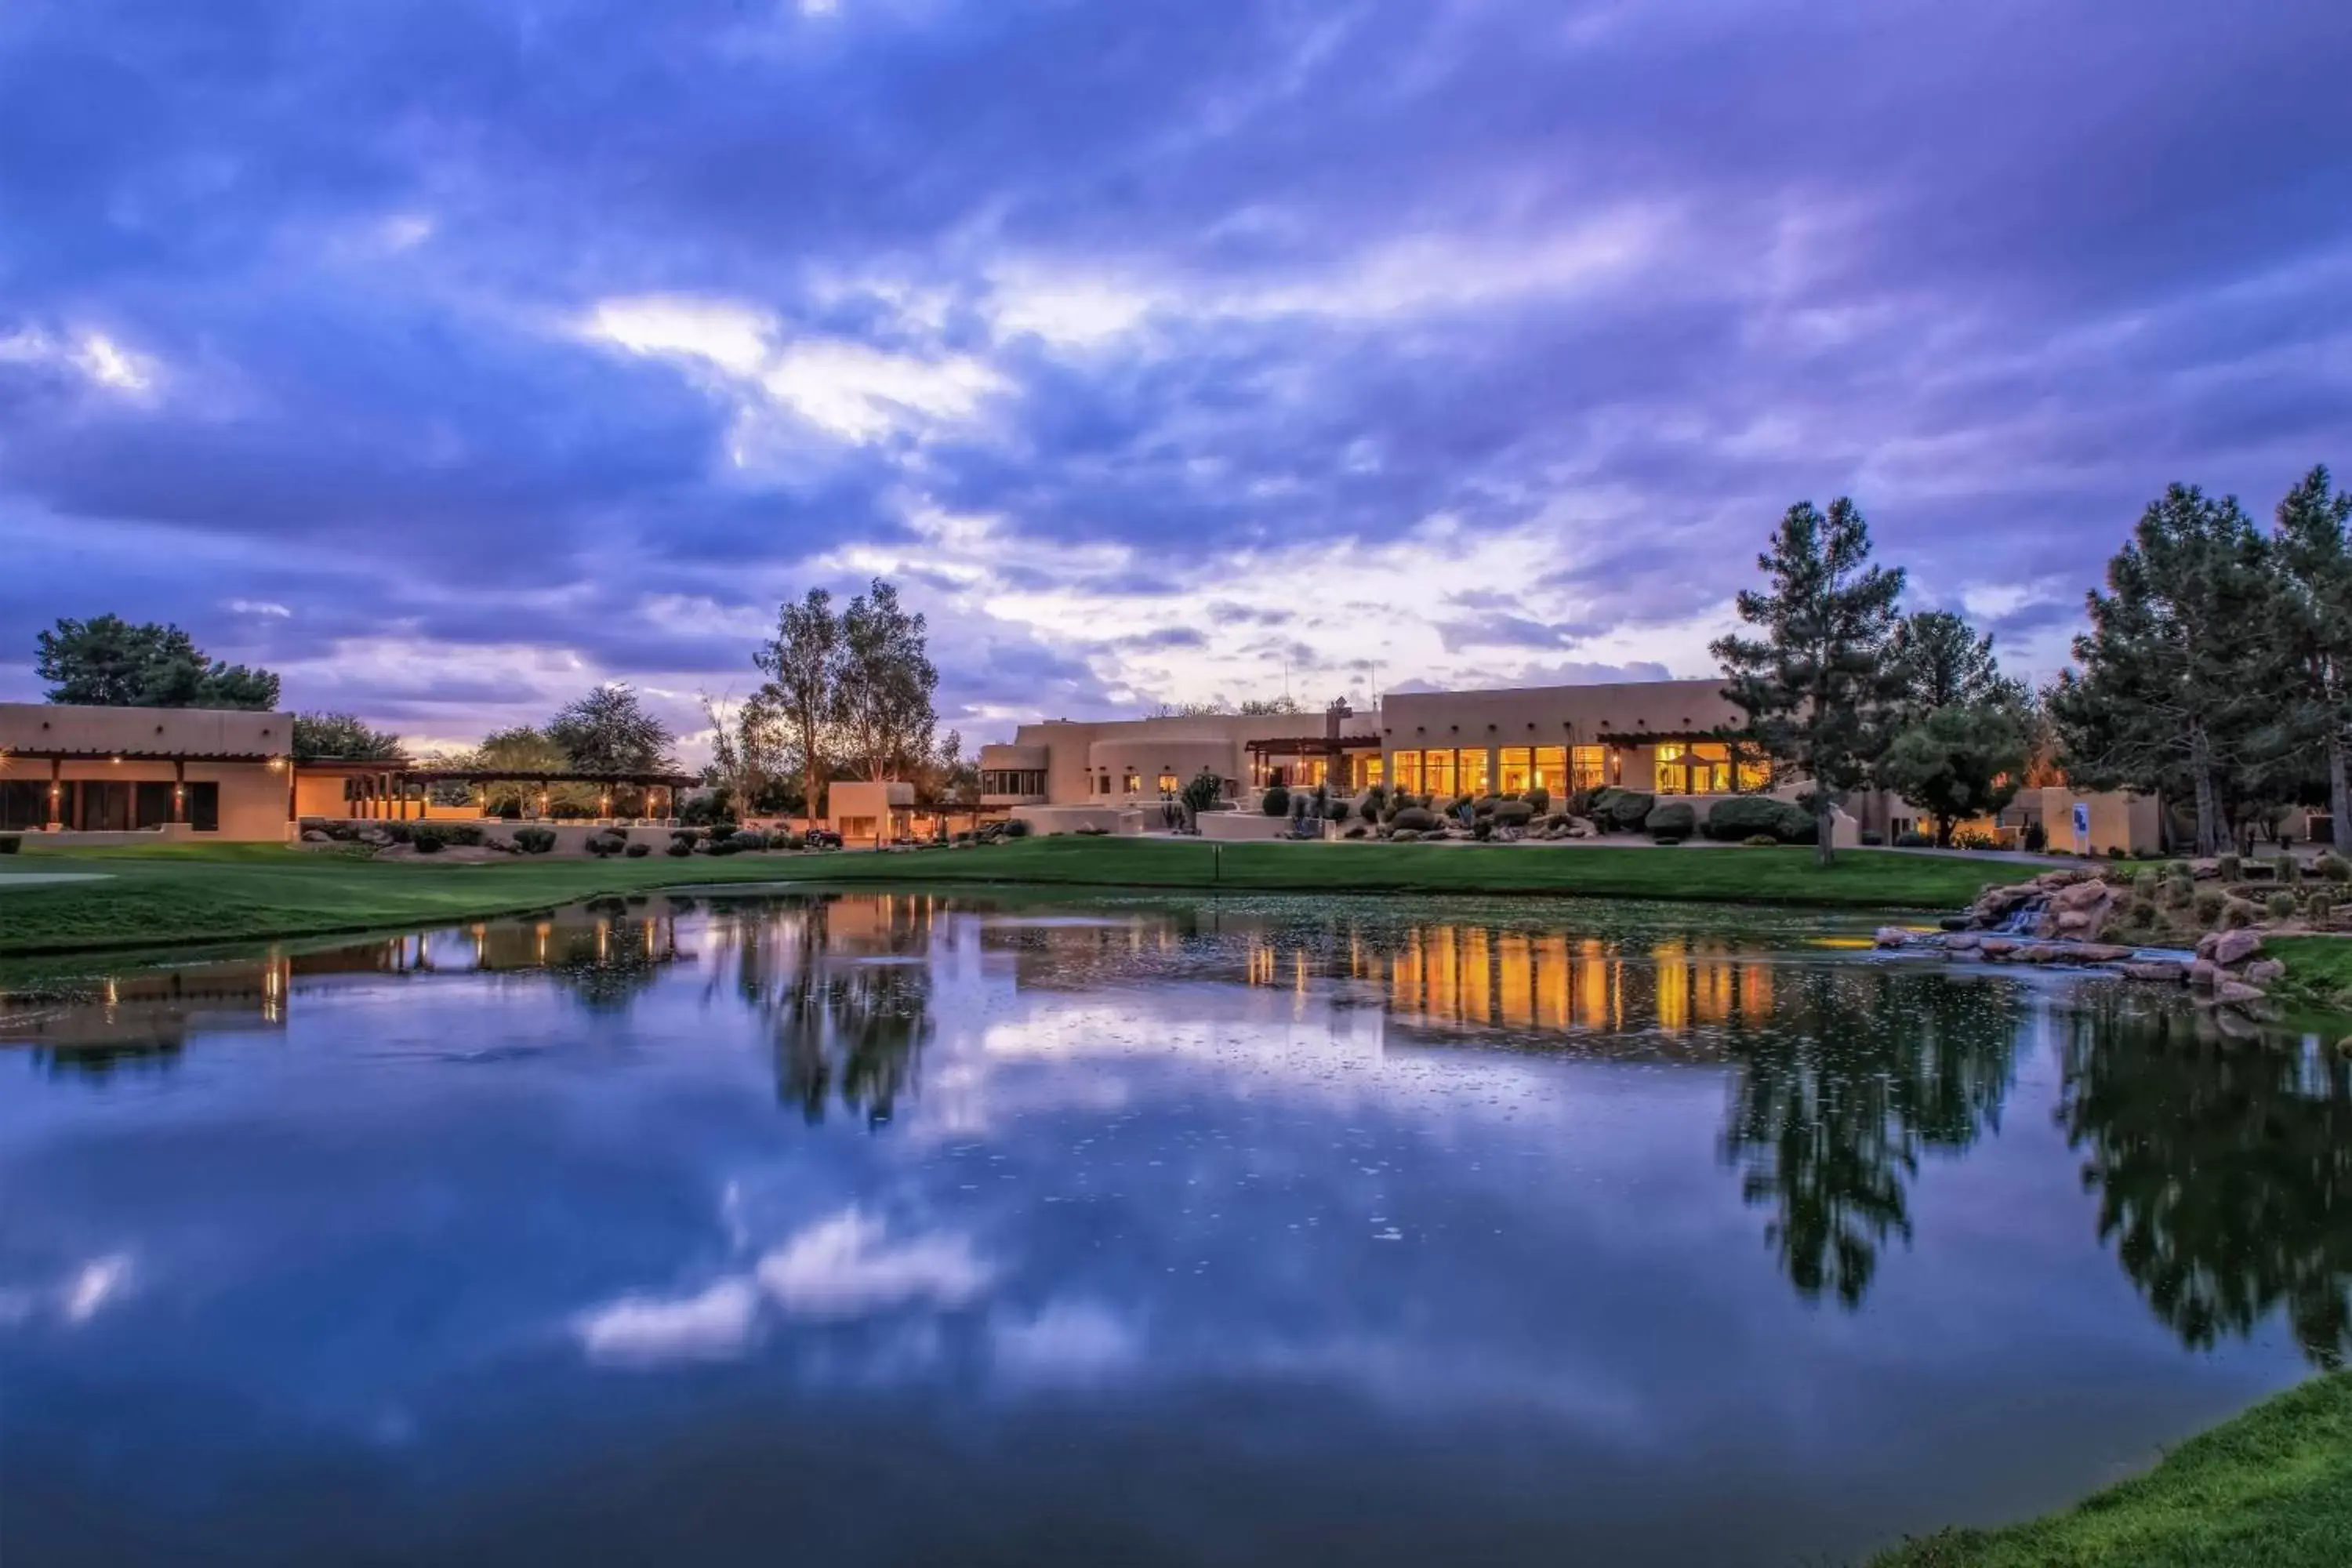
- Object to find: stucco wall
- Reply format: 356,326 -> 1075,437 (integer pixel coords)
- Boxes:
0,702 -> 292,758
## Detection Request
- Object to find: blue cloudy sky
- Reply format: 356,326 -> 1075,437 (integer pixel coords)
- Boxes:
2,0 -> 2347,752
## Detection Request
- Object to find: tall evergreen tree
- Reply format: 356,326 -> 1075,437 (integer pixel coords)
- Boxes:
754,588 -> 844,823
836,579 -> 938,782
35,614 -> 281,709
2270,465 -> 2352,852
1879,609 -> 2029,846
1888,609 -> 2020,716
2050,485 -> 2274,857
1711,498 -> 1907,867
292,712 -> 403,760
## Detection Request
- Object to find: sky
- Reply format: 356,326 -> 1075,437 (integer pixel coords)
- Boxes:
2,0 -> 2347,757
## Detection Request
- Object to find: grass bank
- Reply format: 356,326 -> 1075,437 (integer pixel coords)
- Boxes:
0,837 -> 2040,960
1871,1374 -> 2352,1567
2267,935 -> 2352,1019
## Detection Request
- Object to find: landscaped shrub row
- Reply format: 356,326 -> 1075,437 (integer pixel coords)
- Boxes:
1698,795 -> 1817,845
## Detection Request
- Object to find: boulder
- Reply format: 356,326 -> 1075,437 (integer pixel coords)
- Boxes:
1945,933 -> 1984,952
2215,979 -> 2271,1008
1979,938 -> 2018,958
2074,944 -> 2138,964
2209,929 -> 2265,967
2245,959 -> 2287,985
300,829 -> 332,843
2189,858 -> 2223,880
1874,927 -> 1915,949
2189,958 -> 2222,989
358,828 -> 392,847
2017,944 -> 2066,964
2122,960 -> 2190,984
2055,909 -> 2094,936
2053,879 -> 2110,911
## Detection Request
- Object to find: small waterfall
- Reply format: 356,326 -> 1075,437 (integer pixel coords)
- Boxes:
1987,897 -> 2048,938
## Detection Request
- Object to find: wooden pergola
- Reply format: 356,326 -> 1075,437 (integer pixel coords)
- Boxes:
294,760 -> 699,822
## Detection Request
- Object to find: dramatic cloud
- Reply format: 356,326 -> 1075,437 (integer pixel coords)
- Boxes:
2,0 -> 2347,744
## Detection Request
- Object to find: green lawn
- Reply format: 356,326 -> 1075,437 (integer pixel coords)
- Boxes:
2268,935 -> 2352,1017
0,836 -> 2039,960
1871,1374 -> 2352,1567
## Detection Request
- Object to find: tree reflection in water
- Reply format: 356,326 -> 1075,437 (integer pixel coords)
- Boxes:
1718,969 -> 2023,1308
721,895 -> 936,1129
2058,996 -> 2352,1368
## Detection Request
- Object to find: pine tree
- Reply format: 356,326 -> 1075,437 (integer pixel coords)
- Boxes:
1711,499 -> 1907,867
2050,485 -> 2275,858
2270,466 -> 2352,853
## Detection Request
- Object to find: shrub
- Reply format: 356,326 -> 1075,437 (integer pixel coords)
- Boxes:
1591,788 -> 1653,833
1359,785 -> 1387,822
625,841 -> 652,858
1344,825 -> 1367,839
1324,798 -> 1350,822
409,824 -> 451,854
2279,855 -> 2303,886
1859,830 -> 1885,847
1493,800 -> 1534,827
2106,846 -> 2131,861
1003,818 -> 1032,839
2266,890 -> 2299,920
586,831 -> 626,858
446,824 -> 485,848
514,826 -> 556,855
1261,784 -> 1290,817
706,834 -> 741,856
728,829 -> 766,852
1472,796 -> 1498,818
2192,887 -> 2227,924
379,821 -> 413,844
2220,896 -> 2259,930
1391,806 -> 1439,832
1701,795 -> 1811,844
0,833 -> 20,855
2311,889 -> 2339,923
2315,851 -> 2352,883
1895,829 -> 1931,848
1472,818 -> 1494,841
670,828 -> 703,849
666,840 -> 693,857
1643,801 -> 1697,840
2120,897 -> 2163,931
2216,853 -> 2243,880
1525,786 -> 1551,815
2023,820 -> 2047,852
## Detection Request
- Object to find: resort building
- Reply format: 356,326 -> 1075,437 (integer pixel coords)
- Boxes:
0,702 -> 299,840
978,705 -> 1384,814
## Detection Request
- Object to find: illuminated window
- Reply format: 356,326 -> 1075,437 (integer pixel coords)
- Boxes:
1392,751 -> 1422,794
1425,749 -> 1456,798
1360,755 -> 1385,787
1735,750 -> 1772,791
1457,748 -> 1490,796
1532,746 -> 1566,792
1570,746 -> 1606,790
1122,769 -> 1140,794
1655,744 -> 1689,796
1655,742 -> 1735,796
1497,747 -> 1531,794
1156,772 -> 1179,795
1298,757 -> 1328,788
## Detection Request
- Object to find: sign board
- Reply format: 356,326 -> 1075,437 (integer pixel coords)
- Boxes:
2071,801 -> 2091,855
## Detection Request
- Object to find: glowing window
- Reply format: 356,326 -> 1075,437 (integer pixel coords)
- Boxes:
1570,746 -> 1607,790
1425,749 -> 1456,798
1156,772 -> 1179,795
1457,748 -> 1490,797
1392,751 -> 1422,794
1497,748 -> 1531,795
1532,746 -> 1566,792
1360,755 -> 1385,787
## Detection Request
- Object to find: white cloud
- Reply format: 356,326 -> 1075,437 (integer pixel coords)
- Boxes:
227,599 -> 293,618
755,1208 -> 990,1319
575,1277 -> 762,1365
759,340 -> 1004,441
992,1298 -> 1142,1385
0,325 -> 161,396
583,295 -> 775,376
62,1254 -> 134,1325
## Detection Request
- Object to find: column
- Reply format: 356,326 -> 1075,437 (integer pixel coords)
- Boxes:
172,758 -> 187,824
47,758 -> 62,829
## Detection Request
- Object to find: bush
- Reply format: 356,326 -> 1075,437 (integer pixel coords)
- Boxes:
2266,890 -> 2299,920
1359,785 -> 1388,822
2192,887 -> 2227,924
1643,801 -> 1697,840
1525,786 -> 1551,815
1589,788 -> 1654,833
1003,818 -> 1032,839
1261,785 -> 1290,817
1701,796 -> 1812,844
2314,851 -> 2351,883
625,841 -> 651,858
2220,896 -> 2259,930
1493,800 -> 1534,827
728,829 -> 766,852
379,821 -> 413,845
1472,818 -> 1494,841
2311,889 -> 2339,923
1324,798 -> 1350,822
0,833 -> 20,855
666,840 -> 693,857
1391,806 -> 1439,832
1859,830 -> 1885,847
1344,825 -> 1367,839
514,827 -> 556,855
445,824 -> 485,848
1895,829 -> 1932,848
586,831 -> 626,858
2216,853 -> 2243,880
706,834 -> 742,856
2278,855 -> 2303,885
409,824 -> 451,854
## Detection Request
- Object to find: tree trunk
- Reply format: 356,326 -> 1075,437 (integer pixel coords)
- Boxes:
2331,730 -> 2351,858
1815,797 -> 1835,869
1935,814 -> 1954,848
2190,725 -> 2222,858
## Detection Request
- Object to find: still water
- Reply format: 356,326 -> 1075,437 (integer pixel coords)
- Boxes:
3,891 -> 2347,1566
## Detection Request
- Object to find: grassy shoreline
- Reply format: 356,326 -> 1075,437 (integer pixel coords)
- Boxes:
0,837 -> 2042,960
1870,1374 -> 2352,1566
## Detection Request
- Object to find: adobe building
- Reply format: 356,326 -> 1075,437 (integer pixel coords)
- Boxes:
0,702 -> 299,840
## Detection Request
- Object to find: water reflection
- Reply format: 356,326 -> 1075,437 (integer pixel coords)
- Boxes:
2059,995 -> 2352,1367
1718,971 -> 2022,1307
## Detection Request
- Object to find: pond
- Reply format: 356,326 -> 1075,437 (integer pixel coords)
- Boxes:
2,891 -> 2347,1566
